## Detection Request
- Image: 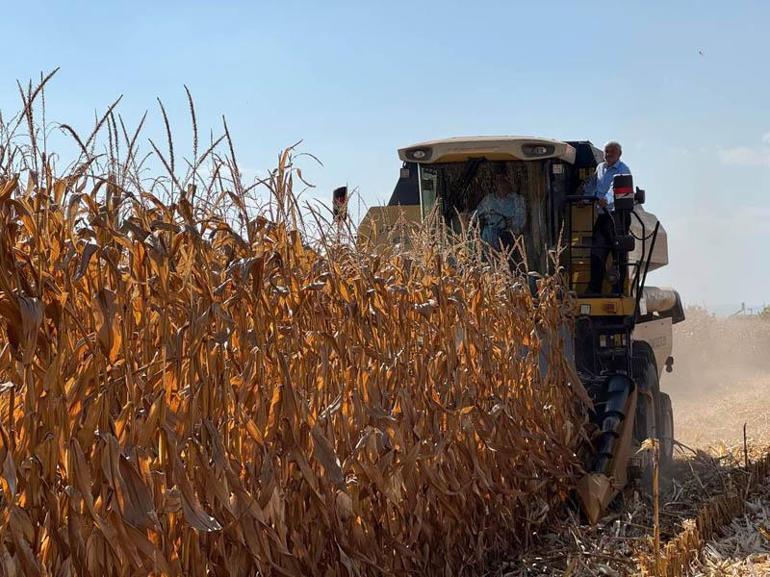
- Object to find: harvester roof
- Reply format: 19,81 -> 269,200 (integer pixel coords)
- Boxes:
398,136 -> 576,164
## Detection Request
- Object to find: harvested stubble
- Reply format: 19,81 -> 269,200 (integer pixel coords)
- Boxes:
491,440 -> 770,576
636,450 -> 770,576
0,98 -> 588,576
692,483 -> 770,576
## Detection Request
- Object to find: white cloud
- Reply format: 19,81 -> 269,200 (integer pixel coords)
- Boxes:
663,145 -> 692,157
718,146 -> 770,166
719,135 -> 770,166
666,206 -> 770,237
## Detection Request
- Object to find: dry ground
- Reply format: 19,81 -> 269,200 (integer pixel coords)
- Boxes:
668,312 -> 770,576
667,310 -> 770,450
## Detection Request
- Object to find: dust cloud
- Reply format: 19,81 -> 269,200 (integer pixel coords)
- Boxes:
662,308 -> 770,450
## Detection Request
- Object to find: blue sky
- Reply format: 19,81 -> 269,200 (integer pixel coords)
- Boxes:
1,0 -> 769,310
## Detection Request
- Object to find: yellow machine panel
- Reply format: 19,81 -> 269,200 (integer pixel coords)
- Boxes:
357,205 -> 422,250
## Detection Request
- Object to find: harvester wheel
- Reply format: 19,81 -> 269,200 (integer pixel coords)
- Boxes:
635,392 -> 656,488
632,352 -> 676,494
658,392 -> 674,470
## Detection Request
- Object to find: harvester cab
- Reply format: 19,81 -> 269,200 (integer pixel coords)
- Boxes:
356,136 -> 685,522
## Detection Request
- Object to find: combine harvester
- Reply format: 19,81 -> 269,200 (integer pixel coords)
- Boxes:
355,136 -> 686,522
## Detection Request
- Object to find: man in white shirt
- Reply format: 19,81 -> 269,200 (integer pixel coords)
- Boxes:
582,141 -> 631,294
583,141 -> 631,209
474,167 -> 527,251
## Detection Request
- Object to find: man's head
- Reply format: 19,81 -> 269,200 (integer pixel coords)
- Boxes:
603,141 -> 622,166
493,165 -> 510,196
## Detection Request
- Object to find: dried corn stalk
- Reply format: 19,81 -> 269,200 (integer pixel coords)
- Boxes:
0,84 -> 588,576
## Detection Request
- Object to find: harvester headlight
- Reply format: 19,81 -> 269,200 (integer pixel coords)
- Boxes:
405,147 -> 432,161
522,143 -> 555,157
599,333 -> 627,348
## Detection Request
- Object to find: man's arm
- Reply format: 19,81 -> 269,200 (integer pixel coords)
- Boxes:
581,168 -> 598,197
579,167 -> 610,208
506,194 -> 527,233
473,194 -> 494,229
474,193 -> 491,217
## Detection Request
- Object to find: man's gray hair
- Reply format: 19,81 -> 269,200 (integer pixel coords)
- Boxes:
604,141 -> 622,152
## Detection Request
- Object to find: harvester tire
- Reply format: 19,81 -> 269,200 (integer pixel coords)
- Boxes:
658,392 -> 674,470
632,351 -> 671,490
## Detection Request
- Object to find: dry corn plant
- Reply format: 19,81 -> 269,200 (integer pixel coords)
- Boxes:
0,73 -> 590,577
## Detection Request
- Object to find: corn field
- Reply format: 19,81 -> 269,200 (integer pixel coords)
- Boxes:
0,76 -> 588,576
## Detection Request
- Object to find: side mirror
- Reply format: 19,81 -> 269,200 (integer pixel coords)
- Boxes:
332,186 -> 348,222
635,187 -> 646,205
